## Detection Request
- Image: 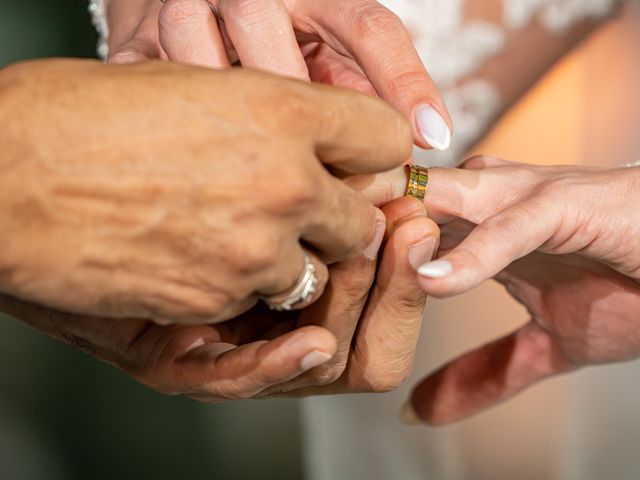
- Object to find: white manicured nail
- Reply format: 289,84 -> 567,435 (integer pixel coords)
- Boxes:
408,238 -> 438,271
363,215 -> 387,260
416,105 -> 451,151
301,351 -> 332,371
418,260 -> 453,279
399,401 -> 421,426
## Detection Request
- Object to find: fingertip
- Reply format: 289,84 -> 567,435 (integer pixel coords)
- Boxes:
415,104 -> 452,151
108,48 -> 148,64
279,325 -> 338,361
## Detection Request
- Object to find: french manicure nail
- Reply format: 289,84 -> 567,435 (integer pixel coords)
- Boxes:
418,260 -> 453,279
399,401 -> 421,426
363,215 -> 387,260
408,238 -> 438,271
416,105 -> 451,151
300,351 -> 332,371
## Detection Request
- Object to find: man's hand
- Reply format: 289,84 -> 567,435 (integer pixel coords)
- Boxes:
1,197 -> 439,400
103,0 -> 453,150
0,59 -> 411,324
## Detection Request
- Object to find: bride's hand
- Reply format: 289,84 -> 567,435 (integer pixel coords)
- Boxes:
399,158 -> 640,424
420,158 -> 640,293
0,59 -> 411,325
103,0 -> 453,150
0,197 -> 438,400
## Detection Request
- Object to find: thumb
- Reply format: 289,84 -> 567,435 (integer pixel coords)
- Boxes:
108,45 -> 154,64
402,323 -> 577,426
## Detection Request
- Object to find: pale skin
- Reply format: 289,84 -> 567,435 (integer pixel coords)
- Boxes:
397,158 -> 640,425
0,58 -> 413,326
102,0 -> 453,150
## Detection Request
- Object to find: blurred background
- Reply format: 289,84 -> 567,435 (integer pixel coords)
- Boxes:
2,1 -> 640,480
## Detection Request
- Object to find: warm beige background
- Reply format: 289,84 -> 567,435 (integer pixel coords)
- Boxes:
443,3 -> 640,478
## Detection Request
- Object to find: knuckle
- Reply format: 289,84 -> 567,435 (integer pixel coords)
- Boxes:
482,211 -> 521,238
386,69 -> 431,96
171,290 -> 231,322
160,0 -> 211,27
261,165 -> 320,215
306,362 -> 346,386
349,3 -> 403,38
339,270 -> 375,304
365,368 -> 411,393
464,154 -> 493,169
230,236 -> 282,273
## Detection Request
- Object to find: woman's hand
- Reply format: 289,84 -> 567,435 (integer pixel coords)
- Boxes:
103,0 -> 453,150
400,158 -> 640,425
0,59 -> 411,324
419,158 -> 640,292
0,197 -> 438,400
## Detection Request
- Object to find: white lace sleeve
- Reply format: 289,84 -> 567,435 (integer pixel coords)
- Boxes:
504,0 -> 617,34
381,0 -> 622,166
88,0 -> 109,60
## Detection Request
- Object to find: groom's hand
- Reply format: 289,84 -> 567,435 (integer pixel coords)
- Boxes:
0,197 -> 438,401
0,59 -> 411,325
104,0 -> 452,150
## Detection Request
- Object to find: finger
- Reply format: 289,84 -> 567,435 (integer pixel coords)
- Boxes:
174,325 -> 337,398
302,84 -> 413,176
260,254 -> 376,396
159,0 -> 231,68
261,197 -> 431,397
303,2 -> 452,149
344,166 -> 410,208
417,195 -> 563,298
107,0 -> 166,63
259,249 -> 329,311
217,0 -> 309,80
404,323 -> 577,426
305,43 -> 377,96
303,183 -> 386,263
461,155 -> 518,170
425,164 -> 542,225
343,204 -> 438,393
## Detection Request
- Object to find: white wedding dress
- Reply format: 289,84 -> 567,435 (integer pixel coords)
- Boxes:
90,1 -> 640,479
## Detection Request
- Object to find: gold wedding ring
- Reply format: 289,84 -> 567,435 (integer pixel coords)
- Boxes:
405,164 -> 429,201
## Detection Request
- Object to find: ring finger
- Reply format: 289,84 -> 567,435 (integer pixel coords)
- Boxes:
259,249 -> 328,312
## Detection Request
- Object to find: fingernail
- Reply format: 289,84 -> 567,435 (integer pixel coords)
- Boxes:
418,260 -> 453,279
416,105 -> 451,151
399,401 -> 421,426
363,212 -> 387,260
408,238 -> 438,271
300,351 -> 332,371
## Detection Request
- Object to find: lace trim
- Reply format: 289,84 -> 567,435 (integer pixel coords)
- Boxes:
88,0 -> 109,60
503,0 -> 618,34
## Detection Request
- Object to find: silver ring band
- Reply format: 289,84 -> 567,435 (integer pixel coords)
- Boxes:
263,253 -> 318,312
